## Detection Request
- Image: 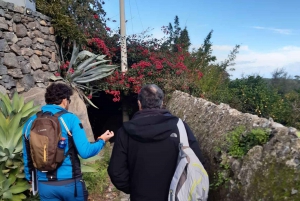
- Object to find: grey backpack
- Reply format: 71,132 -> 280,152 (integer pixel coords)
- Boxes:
169,118 -> 209,201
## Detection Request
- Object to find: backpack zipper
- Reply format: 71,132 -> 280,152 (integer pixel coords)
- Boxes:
170,189 -> 173,201
43,144 -> 47,162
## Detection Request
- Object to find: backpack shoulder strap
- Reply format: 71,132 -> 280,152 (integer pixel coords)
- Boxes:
54,110 -> 68,118
177,118 -> 189,147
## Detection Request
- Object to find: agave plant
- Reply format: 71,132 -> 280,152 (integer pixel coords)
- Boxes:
51,41 -> 119,108
0,92 -> 39,200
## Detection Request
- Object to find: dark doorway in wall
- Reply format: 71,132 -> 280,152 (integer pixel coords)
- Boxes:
87,92 -> 123,142
87,92 -> 139,142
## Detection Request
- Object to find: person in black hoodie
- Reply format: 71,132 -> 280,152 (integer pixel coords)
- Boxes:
108,84 -> 205,201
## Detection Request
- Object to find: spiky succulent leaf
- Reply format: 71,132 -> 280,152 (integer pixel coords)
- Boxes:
75,71 -> 115,84
67,41 -> 80,72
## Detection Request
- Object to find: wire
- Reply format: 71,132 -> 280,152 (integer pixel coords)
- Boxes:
128,0 -> 134,34
134,0 -> 144,31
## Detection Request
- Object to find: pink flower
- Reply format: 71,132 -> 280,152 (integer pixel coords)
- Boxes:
69,68 -> 74,74
94,14 -> 99,19
54,72 -> 60,76
105,27 -> 111,31
87,94 -> 92,99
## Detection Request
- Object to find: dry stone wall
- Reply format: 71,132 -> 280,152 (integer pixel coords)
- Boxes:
0,0 -> 59,95
167,91 -> 300,201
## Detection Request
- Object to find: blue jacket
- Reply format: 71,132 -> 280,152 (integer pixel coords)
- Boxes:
22,104 -> 105,181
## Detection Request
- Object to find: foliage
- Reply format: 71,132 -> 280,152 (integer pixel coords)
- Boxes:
228,76 -> 288,119
210,172 -> 229,190
51,42 -> 119,108
36,0 -> 107,43
83,144 -> 111,195
225,126 -> 270,158
0,92 -> 39,200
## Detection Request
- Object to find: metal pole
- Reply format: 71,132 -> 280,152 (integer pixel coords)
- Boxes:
120,0 -> 128,73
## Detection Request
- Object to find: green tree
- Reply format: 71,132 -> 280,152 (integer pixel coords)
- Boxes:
36,0 -> 107,43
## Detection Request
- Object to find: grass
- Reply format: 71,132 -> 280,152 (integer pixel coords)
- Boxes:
83,143 -> 111,196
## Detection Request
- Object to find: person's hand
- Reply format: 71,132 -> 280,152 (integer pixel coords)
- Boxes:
98,130 -> 114,142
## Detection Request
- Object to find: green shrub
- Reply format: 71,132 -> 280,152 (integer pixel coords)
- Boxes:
83,144 -> 111,195
0,92 -> 39,200
226,126 -> 270,158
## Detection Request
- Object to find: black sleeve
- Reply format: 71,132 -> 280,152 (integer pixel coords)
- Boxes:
184,122 -> 206,165
107,128 -> 130,194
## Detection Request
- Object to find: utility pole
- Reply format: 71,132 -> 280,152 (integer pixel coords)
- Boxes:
119,0 -> 129,122
120,0 -> 128,73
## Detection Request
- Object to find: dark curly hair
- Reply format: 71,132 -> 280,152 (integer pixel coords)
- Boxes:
45,83 -> 73,105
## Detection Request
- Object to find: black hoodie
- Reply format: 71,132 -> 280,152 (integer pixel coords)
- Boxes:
108,109 -> 205,201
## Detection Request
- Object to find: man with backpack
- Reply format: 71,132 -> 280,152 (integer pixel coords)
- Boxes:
108,84 -> 208,201
22,83 -> 114,201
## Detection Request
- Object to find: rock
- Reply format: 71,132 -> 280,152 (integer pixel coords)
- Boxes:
13,14 -> 21,23
16,56 -> 25,62
0,24 -> 7,31
32,43 -> 45,50
12,23 -> 16,32
40,56 -> 49,64
32,37 -> 44,44
3,53 -> 19,68
0,75 -> 15,89
16,24 -> 27,37
7,3 -> 14,11
0,39 -> 9,51
7,68 -> 23,78
3,32 -> 18,43
42,64 -> 49,71
20,74 -> 35,91
23,87 -> 46,108
4,14 -> 12,20
27,21 -> 36,30
51,52 -> 56,62
14,5 -> 24,14
0,64 -> 7,75
43,51 -> 51,59
49,27 -> 54,34
51,46 -> 57,52
0,17 -> 8,30
10,43 -> 20,55
34,50 -> 42,56
33,69 -> 47,82
36,83 -> 46,88
27,17 -> 34,22
20,62 -> 31,74
48,61 -> 58,71
40,26 -> 49,34
17,37 -> 32,47
69,90 -> 94,141
32,30 -> 42,38
0,9 -> 4,17
29,54 -> 42,70
49,35 -> 55,41
44,40 -> 53,47
40,20 -> 47,26
0,84 -> 6,94
0,1 -> 8,9
42,34 -> 48,40
16,82 -> 24,93
21,48 -> 34,56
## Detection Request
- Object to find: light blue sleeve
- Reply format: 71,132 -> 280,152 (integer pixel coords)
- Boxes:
68,114 -> 105,159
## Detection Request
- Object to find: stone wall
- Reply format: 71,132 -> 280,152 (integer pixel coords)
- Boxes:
0,1 -> 95,141
167,91 -> 300,201
0,0 -> 59,95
